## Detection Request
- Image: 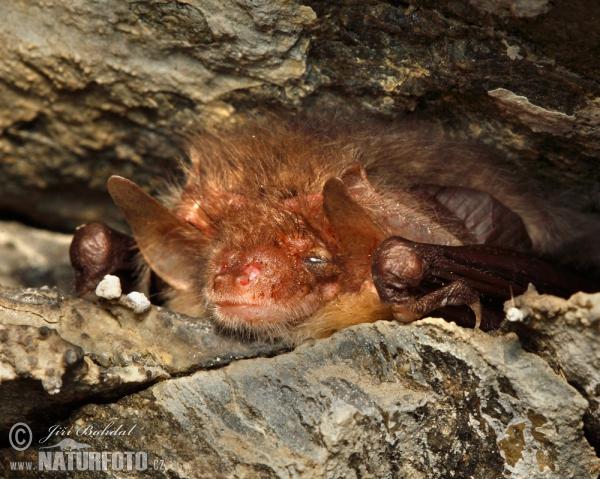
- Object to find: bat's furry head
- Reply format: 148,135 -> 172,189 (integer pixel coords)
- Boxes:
110,118 -> 396,342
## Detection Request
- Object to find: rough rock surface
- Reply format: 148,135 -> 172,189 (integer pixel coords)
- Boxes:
1,0 -> 600,476
0,221 -> 598,475
1,319 -> 598,478
0,221 -> 74,292
1,0 -> 600,230
0,0 -> 316,230
503,288 -> 600,452
0,323 -> 84,396
0,283 -> 286,439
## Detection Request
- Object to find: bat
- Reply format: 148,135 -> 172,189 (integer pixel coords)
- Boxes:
69,117 -> 600,343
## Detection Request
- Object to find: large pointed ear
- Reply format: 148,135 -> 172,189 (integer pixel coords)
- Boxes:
107,176 -> 208,291
323,175 -> 386,286
338,163 -> 375,196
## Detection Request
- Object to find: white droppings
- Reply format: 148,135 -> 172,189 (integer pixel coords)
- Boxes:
126,291 -> 151,314
95,274 -> 122,299
506,307 -> 524,322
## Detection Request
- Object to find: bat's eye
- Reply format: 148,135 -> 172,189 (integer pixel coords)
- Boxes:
303,248 -> 332,266
303,248 -> 338,280
306,256 -> 323,264
305,248 -> 331,264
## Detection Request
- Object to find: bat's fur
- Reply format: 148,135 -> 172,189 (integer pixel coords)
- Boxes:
137,116 -> 599,343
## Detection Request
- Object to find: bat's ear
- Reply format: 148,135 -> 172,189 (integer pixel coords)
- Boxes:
107,176 -> 208,291
323,172 -> 386,288
338,163 -> 375,195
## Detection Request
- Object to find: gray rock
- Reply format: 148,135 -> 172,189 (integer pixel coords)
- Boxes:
0,221 -> 74,293
1,1 -> 600,231
469,0 -> 551,18
0,323 -> 85,413
1,319 -> 597,478
488,89 -> 600,150
0,0 -> 315,231
0,284 -> 286,439
0,222 -> 597,475
0,1 -> 599,475
503,287 -> 600,452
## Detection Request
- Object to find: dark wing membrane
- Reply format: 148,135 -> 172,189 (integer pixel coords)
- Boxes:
372,236 -> 597,331
425,243 -> 594,298
414,185 -> 533,252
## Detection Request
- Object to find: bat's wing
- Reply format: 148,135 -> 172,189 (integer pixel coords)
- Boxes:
372,236 -> 596,330
413,185 -> 534,252
422,242 -> 592,297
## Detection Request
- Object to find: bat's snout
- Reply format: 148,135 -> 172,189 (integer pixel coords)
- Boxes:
214,262 -> 262,289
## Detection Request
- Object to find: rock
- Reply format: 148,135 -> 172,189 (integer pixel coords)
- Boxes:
0,0 -> 599,475
94,275 -> 122,300
0,221 -> 598,475
1,319 -> 598,478
488,89 -> 600,151
469,0 -> 551,18
0,284 -> 287,440
0,323 -> 85,396
0,221 -> 74,293
0,0 -> 316,231
1,1 -> 600,231
503,287 -> 600,452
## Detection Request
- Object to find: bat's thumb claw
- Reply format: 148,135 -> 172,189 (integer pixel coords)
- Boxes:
469,299 -> 483,330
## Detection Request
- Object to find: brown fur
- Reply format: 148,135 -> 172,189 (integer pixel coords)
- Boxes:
176,118 -> 593,255
128,116 -> 599,344
290,288 -> 394,344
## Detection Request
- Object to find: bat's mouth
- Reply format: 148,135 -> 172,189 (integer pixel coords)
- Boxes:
212,292 -> 325,328
214,301 -> 313,325
214,302 -> 282,324
208,280 -> 342,338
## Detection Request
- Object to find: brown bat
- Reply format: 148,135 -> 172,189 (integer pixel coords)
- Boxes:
70,117 -> 600,344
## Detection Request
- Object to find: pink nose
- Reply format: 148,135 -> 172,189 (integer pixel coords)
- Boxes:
236,264 -> 261,287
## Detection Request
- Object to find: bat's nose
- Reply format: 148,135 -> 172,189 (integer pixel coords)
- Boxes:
213,263 -> 262,289
235,264 -> 261,287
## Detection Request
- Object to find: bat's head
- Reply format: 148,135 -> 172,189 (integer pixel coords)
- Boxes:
204,216 -> 342,337
171,163 -> 385,339
107,122 -> 389,340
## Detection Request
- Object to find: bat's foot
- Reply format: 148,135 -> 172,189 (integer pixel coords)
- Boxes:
372,237 -> 486,329
69,222 -> 138,301
381,278 -> 482,328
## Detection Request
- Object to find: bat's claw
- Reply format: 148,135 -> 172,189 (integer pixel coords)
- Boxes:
469,299 -> 483,330
372,237 -> 486,329
378,276 -> 483,329
390,304 -> 422,323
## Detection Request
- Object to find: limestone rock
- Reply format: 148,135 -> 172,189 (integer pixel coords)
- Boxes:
503,287 -> 600,452
1,319 -> 597,478
0,284 -> 286,439
0,323 -> 85,398
0,0 -> 599,475
0,0 -> 315,230
1,0 -> 600,231
0,221 -> 74,293
469,0 -> 551,18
